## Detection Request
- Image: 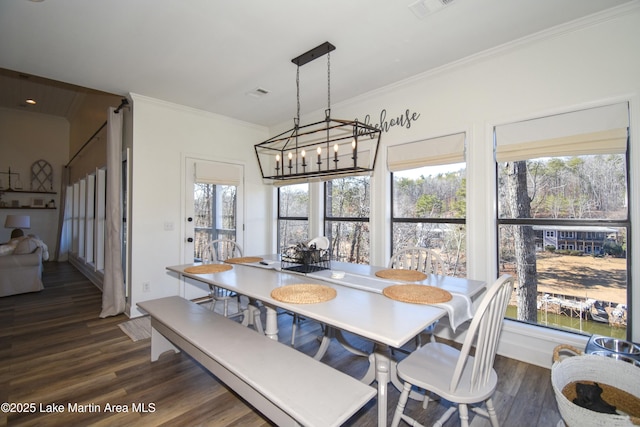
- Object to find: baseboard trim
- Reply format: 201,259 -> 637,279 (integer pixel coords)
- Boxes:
435,319 -> 590,369
498,320 -> 589,368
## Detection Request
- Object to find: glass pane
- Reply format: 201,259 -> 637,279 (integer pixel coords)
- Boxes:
393,163 -> 466,219
392,222 -> 467,277
498,155 -> 627,220
499,224 -> 627,338
193,183 -> 237,261
279,219 -> 309,248
326,176 -> 370,218
325,220 -> 369,264
279,183 -> 309,217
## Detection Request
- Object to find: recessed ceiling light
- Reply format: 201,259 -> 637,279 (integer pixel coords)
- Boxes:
25,99 -> 37,105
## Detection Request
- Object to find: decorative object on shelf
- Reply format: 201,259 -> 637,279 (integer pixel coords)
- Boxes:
46,199 -> 56,209
4,214 -> 30,239
31,160 -> 53,191
254,42 -> 382,183
31,197 -> 45,208
13,175 -> 23,190
0,167 -> 22,190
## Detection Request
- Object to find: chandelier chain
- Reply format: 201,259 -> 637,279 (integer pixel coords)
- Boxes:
327,51 -> 331,111
296,65 -> 301,124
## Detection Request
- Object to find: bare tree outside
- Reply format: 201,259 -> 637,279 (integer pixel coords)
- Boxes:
503,161 -> 538,323
497,153 -> 628,336
392,164 -> 466,276
193,183 -> 237,261
278,184 -> 309,248
326,176 -> 370,264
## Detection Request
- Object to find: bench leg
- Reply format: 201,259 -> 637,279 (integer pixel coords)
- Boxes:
151,326 -> 180,361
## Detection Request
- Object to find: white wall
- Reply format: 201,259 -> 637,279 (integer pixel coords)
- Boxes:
0,108 -> 68,251
127,95 -> 269,317
329,5 -> 640,281
125,4 -> 640,366
269,4 -> 640,366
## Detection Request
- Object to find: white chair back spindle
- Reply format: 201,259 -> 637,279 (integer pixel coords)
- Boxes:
450,275 -> 514,393
388,247 -> 444,274
210,239 -> 243,261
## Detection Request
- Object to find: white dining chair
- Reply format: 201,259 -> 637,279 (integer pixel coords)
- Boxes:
206,239 -> 243,318
209,238 -> 243,263
207,239 -> 265,333
388,246 -> 444,274
389,247 -> 445,346
391,274 -> 515,427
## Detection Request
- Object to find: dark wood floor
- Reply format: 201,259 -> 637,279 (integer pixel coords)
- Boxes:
0,262 -> 562,426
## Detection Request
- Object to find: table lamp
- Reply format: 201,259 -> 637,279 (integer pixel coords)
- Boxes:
4,214 -> 30,239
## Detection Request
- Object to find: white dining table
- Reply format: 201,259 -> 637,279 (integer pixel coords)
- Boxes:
166,257 -> 486,427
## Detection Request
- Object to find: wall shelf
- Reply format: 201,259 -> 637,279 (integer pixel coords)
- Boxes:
0,189 -> 57,209
0,207 -> 57,210
0,189 -> 56,195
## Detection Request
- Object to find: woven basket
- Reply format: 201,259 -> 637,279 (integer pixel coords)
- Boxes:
552,345 -> 640,426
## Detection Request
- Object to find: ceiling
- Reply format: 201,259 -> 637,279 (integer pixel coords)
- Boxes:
0,0 -> 635,127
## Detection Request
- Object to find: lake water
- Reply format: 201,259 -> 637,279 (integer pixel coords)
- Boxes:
505,306 -> 626,339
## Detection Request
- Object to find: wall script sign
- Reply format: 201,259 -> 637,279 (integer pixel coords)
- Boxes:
357,108 -> 421,135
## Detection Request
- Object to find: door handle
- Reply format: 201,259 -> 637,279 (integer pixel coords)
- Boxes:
187,237 -> 193,243
187,217 -> 193,222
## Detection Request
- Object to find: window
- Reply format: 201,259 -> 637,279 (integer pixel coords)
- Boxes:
190,160 -> 243,263
78,178 -> 86,258
278,183 -> 309,249
72,182 -> 79,254
193,183 -> 237,261
65,167 -> 107,272
95,168 -> 106,271
496,102 -> 630,339
325,176 -> 370,264
389,133 -> 466,276
85,174 -> 95,264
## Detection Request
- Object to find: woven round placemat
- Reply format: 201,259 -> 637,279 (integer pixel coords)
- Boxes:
271,284 -> 337,304
383,284 -> 452,304
375,269 -> 427,282
184,264 -> 233,274
224,256 -> 264,264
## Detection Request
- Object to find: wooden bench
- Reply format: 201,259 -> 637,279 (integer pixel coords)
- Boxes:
137,296 -> 376,427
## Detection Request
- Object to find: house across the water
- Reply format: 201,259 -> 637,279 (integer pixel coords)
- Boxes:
533,226 -> 622,255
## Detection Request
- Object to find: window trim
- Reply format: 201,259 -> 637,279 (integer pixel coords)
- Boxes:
494,128 -> 632,340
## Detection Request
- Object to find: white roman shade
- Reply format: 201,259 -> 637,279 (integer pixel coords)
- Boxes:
387,132 -> 465,172
195,161 -> 243,186
495,102 -> 629,163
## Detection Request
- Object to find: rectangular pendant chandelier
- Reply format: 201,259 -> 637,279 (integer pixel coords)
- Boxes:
254,42 -> 382,183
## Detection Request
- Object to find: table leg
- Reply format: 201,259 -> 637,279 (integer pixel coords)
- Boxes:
263,304 -> 279,340
359,344 -> 426,425
314,334 -> 332,361
312,327 -> 370,361
373,346 -> 391,427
